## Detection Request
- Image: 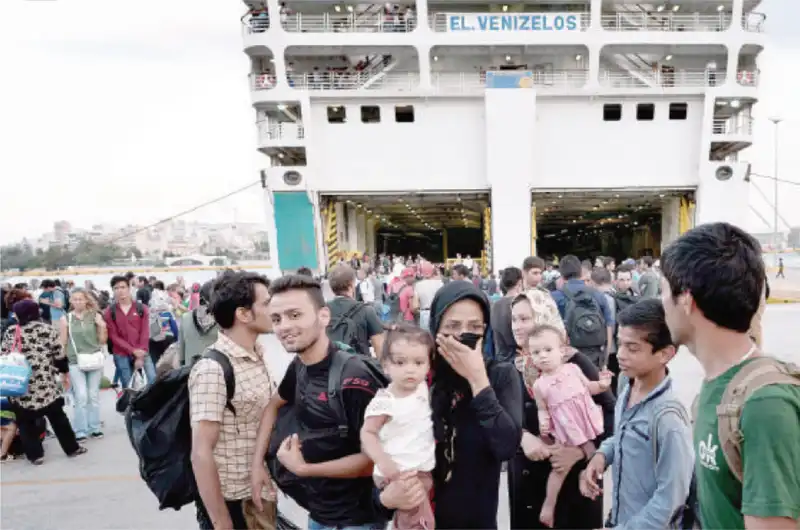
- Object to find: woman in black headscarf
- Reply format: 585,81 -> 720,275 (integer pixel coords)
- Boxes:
379,280 -> 522,528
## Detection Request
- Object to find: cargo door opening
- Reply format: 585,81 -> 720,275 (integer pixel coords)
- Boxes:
319,192 -> 489,271
532,189 -> 695,261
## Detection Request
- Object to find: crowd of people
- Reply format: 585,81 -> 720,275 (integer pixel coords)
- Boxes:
1,222 -> 798,530
0,273 -> 211,462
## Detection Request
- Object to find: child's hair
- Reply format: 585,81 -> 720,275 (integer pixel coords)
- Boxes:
381,322 -> 435,363
617,298 -> 674,352
527,324 -> 567,345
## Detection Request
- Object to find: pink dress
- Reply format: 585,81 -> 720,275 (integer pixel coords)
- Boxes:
533,363 -> 604,447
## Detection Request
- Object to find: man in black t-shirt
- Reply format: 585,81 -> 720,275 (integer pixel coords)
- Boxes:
250,275 -> 391,529
325,265 -> 385,357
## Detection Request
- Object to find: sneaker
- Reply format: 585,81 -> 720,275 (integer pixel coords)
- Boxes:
68,446 -> 88,458
90,432 -> 104,440
75,436 -> 88,443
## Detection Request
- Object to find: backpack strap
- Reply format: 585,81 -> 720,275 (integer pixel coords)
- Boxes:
717,356 -> 800,482
562,285 -> 576,301
327,347 -> 355,439
651,400 -> 690,467
202,348 -> 236,416
340,301 -> 365,321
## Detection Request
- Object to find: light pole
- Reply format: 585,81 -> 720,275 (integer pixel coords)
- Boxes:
769,117 -> 782,266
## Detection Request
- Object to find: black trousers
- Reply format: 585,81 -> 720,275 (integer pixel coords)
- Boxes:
12,397 -> 79,461
196,497 -> 247,530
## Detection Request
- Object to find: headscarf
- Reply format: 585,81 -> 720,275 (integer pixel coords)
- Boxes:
514,289 -> 566,397
189,283 -> 201,311
428,280 -> 492,484
12,300 -> 41,326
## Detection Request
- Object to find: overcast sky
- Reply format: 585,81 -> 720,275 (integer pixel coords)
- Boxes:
0,0 -> 797,245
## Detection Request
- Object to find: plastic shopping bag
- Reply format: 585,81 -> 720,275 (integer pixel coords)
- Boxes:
0,328 -> 31,397
116,367 -> 148,414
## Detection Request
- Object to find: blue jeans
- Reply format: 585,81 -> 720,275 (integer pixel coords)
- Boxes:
308,519 -> 385,530
68,364 -> 102,437
113,354 -> 156,389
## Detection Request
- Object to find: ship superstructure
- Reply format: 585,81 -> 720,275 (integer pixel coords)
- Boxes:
241,0 -> 764,272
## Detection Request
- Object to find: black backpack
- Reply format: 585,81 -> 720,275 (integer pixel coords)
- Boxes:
614,291 -> 639,318
59,288 -> 71,313
267,345 -> 388,512
124,349 -> 235,510
326,302 -> 369,356
563,286 -> 606,349
108,302 -> 145,355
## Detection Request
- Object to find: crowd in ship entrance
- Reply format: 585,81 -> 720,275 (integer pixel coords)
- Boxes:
1,223 -> 798,530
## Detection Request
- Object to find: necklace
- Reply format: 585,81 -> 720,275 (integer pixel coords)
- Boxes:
738,343 -> 757,365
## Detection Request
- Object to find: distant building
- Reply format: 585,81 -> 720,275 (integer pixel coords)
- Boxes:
53,220 -> 72,245
750,231 -> 787,250
789,227 -> 800,249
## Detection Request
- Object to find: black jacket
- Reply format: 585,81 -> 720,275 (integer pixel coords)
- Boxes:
428,281 -> 523,529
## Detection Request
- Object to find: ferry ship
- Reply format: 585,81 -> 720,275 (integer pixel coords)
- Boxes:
241,0 -> 765,273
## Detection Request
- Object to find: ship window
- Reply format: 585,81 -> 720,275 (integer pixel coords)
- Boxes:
361,105 -> 381,123
637,103 -> 655,121
669,103 -> 688,120
395,105 -> 415,123
603,104 -> 622,121
327,106 -> 346,124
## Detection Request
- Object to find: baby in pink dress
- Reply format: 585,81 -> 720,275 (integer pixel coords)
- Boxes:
530,325 -> 612,528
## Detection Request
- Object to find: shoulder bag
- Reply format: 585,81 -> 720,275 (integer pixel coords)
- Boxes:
69,313 -> 105,372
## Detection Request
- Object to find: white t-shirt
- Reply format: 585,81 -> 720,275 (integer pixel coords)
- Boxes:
358,279 -> 375,303
258,333 -> 294,385
414,278 -> 443,311
364,382 -> 435,478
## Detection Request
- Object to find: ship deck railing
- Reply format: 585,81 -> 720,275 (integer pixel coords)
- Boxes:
257,120 -> 306,141
280,13 -> 416,33
245,10 -> 764,34
712,117 -> 754,135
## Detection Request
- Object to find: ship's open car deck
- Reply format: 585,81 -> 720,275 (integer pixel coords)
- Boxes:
533,187 -> 695,259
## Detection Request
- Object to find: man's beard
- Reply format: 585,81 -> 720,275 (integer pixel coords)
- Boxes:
291,332 -> 322,355
285,320 -> 324,354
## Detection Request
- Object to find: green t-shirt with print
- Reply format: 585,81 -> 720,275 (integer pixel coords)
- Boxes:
694,359 -> 800,529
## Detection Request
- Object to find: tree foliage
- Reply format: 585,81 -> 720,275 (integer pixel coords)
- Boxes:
1,239 -> 130,271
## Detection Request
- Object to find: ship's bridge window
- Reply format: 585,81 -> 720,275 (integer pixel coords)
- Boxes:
395,105 -> 415,123
669,102 -> 688,120
603,103 -> 622,121
361,105 -> 381,123
327,105 -> 346,123
637,103 -> 655,121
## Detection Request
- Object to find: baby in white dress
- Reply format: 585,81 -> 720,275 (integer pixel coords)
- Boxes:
361,324 -> 436,530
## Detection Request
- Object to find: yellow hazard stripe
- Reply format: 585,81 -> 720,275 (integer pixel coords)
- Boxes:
483,207 -> 491,274
325,202 -> 339,270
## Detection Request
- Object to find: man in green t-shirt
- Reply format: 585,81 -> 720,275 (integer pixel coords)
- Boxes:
659,222 -> 800,529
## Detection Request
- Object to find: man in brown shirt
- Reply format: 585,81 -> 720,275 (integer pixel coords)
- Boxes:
189,271 -> 278,530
